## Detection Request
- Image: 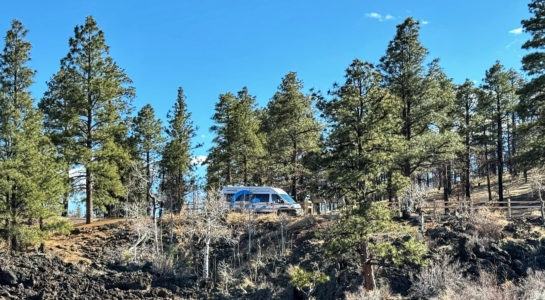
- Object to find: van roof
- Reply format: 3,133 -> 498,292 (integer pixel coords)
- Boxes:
221,186 -> 287,194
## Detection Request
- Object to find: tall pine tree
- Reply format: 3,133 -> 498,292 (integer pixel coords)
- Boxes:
265,72 -> 322,201
518,0 -> 545,168
378,17 -> 460,208
131,104 -> 165,217
39,16 -> 135,224
0,20 -> 67,249
478,61 -> 523,203
317,60 -> 402,204
454,79 -> 479,200
206,92 -> 238,186
160,87 -> 200,214
205,87 -> 263,187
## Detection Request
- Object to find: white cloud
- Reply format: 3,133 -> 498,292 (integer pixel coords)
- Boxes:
201,135 -> 206,138
191,155 -> 207,166
365,12 -> 395,22
421,20 -> 429,25
509,27 -> 522,35
365,12 -> 382,19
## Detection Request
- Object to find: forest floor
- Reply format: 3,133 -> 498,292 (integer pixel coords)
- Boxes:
0,172 -> 544,299
0,208 -> 544,299
427,171 -> 536,203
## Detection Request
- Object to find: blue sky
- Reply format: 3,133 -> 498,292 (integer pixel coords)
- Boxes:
0,0 -> 530,189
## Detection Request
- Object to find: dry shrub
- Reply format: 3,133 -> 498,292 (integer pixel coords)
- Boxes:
411,256 -> 544,300
518,270 -> 545,300
160,212 -> 184,226
409,255 -> 467,299
226,212 -> 279,227
439,270 -> 518,300
287,215 -> 315,231
345,284 -> 392,300
467,207 -> 506,241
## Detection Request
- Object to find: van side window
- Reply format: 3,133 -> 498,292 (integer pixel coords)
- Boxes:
252,194 -> 269,202
271,194 -> 282,203
234,194 -> 251,202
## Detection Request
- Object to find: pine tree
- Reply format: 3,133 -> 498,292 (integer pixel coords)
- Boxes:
160,87 -> 200,214
265,72 -> 322,201
131,104 -> 165,217
478,61 -> 523,203
39,16 -> 135,224
206,92 -> 238,186
316,60 -> 403,204
378,17 -> 461,208
0,20 -> 68,250
518,0 -> 545,168
206,87 -> 263,187
325,202 -> 427,291
233,87 -> 264,186
454,79 -> 479,200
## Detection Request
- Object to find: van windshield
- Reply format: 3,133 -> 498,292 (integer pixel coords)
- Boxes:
280,194 -> 296,203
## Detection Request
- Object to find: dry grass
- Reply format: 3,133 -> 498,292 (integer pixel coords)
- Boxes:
226,212 -> 279,226
345,284 -> 393,300
410,253 -> 545,300
467,207 -> 507,241
409,255 -> 467,299
427,170 -> 535,203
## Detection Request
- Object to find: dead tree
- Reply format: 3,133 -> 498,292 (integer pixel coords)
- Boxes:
182,189 -> 232,280
400,181 -> 429,233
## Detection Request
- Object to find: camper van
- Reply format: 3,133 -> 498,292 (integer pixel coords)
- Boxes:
221,186 -> 303,216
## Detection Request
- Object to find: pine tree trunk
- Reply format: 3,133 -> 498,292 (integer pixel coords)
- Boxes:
426,172 -> 430,188
387,171 -> 394,202
360,243 -> 375,291
86,168 -> 93,224
39,217 -> 45,252
485,156 -> 492,202
465,141 -> 471,200
511,113 -> 517,176
443,165 -> 449,204
61,191 -> 69,217
291,139 -> 297,201
497,99 -> 504,204
243,153 -> 248,186
465,97 -> 471,200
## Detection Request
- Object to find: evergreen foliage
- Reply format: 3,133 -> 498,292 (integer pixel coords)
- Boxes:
39,16 -> 135,224
263,72 -> 322,201
160,87 -> 200,213
0,20 -> 69,250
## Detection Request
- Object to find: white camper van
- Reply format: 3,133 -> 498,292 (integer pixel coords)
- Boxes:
221,186 -> 303,216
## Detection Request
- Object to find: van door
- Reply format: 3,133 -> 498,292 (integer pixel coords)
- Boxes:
271,194 -> 284,212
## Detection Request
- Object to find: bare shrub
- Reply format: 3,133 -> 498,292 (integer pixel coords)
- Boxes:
518,270 -> 545,300
466,207 -> 506,241
400,181 -> 428,229
345,283 -> 391,300
439,270 -> 518,300
409,255 -> 467,299
176,189 -> 231,280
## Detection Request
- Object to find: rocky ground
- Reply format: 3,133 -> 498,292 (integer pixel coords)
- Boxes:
0,214 -> 544,299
